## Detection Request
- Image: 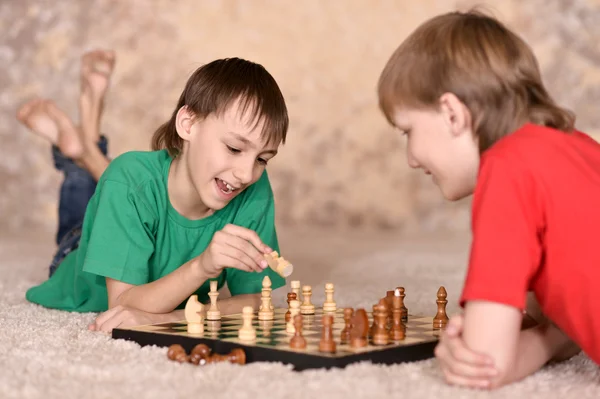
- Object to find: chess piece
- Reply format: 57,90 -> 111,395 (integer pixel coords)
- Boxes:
391,288 -> 406,341
290,314 -> 307,349
371,301 -> 390,345
259,319 -> 274,337
350,308 -> 369,348
258,276 -> 275,320
286,299 -> 301,333
396,286 -> 408,322
433,286 -> 449,330
264,250 -> 294,277
291,280 -> 301,298
319,314 -> 336,353
238,306 -> 256,341
184,295 -> 204,334
206,280 -> 221,320
300,285 -> 315,315
205,348 -> 246,365
340,308 -> 353,344
189,344 -> 212,365
323,283 -> 337,312
167,344 -> 189,363
385,290 -> 395,326
285,292 -> 297,322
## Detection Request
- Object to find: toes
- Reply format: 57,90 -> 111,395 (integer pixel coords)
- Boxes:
16,98 -> 43,122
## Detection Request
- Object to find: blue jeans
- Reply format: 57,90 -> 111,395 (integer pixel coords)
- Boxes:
48,137 -> 108,277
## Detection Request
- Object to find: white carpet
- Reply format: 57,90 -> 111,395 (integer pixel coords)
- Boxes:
1,227 -> 598,399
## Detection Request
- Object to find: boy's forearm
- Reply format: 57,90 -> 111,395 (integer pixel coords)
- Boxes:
217,293 -> 261,315
502,323 -> 576,385
115,257 -> 209,313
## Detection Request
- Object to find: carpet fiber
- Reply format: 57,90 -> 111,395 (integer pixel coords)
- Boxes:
1,227 -> 598,399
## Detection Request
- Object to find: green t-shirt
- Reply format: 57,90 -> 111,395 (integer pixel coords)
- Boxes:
26,150 -> 285,312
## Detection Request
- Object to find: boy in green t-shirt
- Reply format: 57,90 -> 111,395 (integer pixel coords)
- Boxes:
17,50 -> 289,332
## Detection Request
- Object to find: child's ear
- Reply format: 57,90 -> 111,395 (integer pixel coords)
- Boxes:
175,106 -> 196,141
439,93 -> 472,137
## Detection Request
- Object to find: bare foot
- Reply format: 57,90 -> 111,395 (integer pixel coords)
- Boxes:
79,49 -> 116,145
16,98 -> 59,144
80,49 -> 116,102
17,99 -> 84,159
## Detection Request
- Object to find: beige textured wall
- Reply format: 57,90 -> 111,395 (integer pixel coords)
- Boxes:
2,0 -> 599,233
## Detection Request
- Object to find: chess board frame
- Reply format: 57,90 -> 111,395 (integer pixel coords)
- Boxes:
112,308 -> 440,371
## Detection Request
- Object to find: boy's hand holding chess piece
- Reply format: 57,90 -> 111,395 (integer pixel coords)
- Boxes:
197,224 -> 273,279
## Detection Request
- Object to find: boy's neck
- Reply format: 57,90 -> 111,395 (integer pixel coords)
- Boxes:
167,156 -> 214,220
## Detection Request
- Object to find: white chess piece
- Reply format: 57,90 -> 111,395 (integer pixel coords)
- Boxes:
290,280 -> 301,298
258,276 -> 274,320
238,306 -> 256,341
323,282 -> 337,312
206,280 -> 221,320
185,295 -> 204,334
300,285 -> 315,315
286,300 -> 301,333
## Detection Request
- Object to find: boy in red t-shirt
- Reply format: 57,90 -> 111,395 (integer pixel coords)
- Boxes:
377,10 -> 600,389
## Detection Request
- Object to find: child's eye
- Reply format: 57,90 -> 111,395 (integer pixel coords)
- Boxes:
227,145 -> 241,154
257,158 -> 268,165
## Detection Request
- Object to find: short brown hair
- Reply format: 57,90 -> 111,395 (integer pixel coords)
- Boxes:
152,58 -> 289,157
378,10 -> 575,152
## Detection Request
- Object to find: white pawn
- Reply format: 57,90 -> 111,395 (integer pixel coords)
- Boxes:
206,280 -> 221,320
323,282 -> 337,312
238,306 -> 256,341
291,280 -> 301,298
184,295 -> 204,334
258,276 -> 274,320
286,300 -> 301,333
300,285 -> 315,315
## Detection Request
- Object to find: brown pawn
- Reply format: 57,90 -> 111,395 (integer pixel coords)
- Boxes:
396,286 -> 408,322
372,301 -> 390,345
433,286 -> 449,330
290,314 -> 307,349
189,344 -> 212,365
319,314 -> 336,353
340,308 -> 353,344
285,292 -> 297,322
391,288 -> 405,340
167,344 -> 189,363
350,308 -> 369,348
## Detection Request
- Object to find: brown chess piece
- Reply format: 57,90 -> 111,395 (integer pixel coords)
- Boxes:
391,288 -> 405,340
319,314 -> 336,353
167,344 -> 189,363
290,314 -> 307,349
340,308 -> 353,344
189,344 -> 212,365
372,301 -> 390,345
433,286 -> 449,330
350,308 -> 369,348
285,292 -> 297,322
206,348 -> 247,365
385,290 -> 395,326
396,286 -> 408,322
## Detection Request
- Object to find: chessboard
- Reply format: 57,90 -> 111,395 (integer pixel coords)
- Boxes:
112,307 -> 441,371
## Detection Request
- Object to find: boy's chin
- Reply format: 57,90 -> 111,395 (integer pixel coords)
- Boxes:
440,186 -> 472,202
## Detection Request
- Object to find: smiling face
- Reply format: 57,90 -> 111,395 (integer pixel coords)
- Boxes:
391,93 -> 480,201
171,98 -> 279,218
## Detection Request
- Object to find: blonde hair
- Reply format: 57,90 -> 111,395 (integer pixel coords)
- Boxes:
152,58 -> 288,157
378,10 -> 575,152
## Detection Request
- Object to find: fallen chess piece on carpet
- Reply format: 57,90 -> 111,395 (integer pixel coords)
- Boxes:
167,344 -> 246,366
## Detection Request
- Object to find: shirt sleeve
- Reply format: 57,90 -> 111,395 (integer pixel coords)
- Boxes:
82,180 -> 156,285
460,155 -> 544,311
226,174 -> 286,296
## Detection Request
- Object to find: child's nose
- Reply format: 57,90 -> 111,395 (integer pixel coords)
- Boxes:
407,151 -> 420,169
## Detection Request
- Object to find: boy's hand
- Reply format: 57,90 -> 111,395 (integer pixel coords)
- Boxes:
88,306 -> 175,333
197,224 -> 272,278
434,314 -> 499,389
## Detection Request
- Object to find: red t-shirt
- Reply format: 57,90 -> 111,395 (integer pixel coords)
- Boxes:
460,122 -> 600,365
